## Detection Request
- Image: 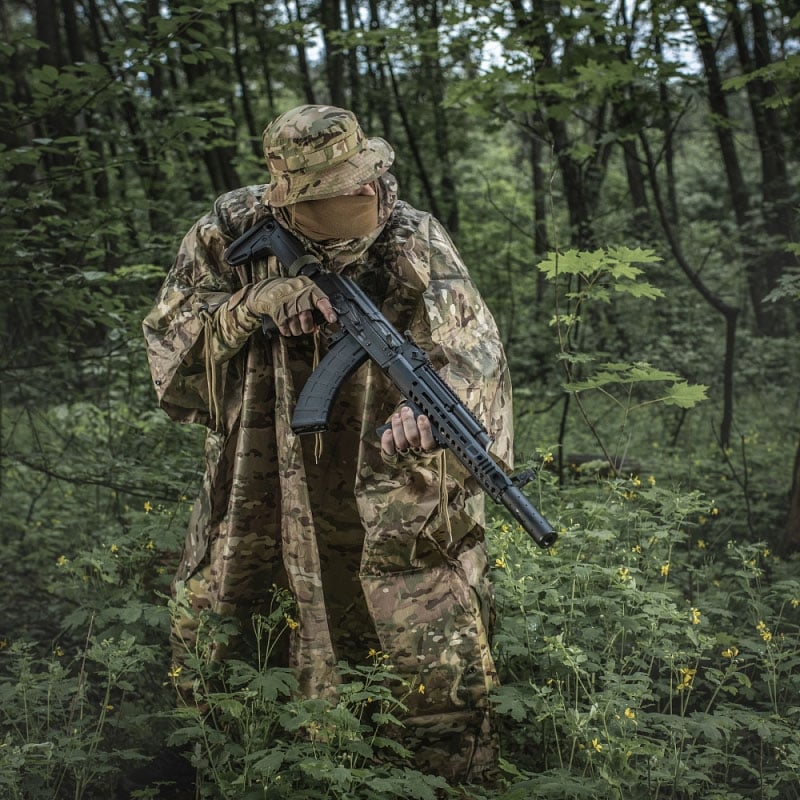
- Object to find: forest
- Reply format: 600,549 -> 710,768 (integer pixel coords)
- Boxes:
1,0 -> 799,797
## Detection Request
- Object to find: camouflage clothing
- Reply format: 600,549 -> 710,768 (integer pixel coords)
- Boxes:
263,104 -> 394,206
143,173 -> 513,782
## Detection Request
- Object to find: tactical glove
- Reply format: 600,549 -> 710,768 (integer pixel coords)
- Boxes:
209,276 -> 330,359
244,276 -> 327,331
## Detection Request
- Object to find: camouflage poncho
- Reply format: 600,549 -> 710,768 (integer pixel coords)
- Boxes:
143,176 -> 513,781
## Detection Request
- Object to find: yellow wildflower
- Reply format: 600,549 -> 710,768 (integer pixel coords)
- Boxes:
648,475 -> 656,486
144,501 -> 153,513
677,668 -> 696,691
721,646 -> 739,659
167,664 -> 182,679
56,555 -> 69,567
660,563 -> 670,577
54,646 -> 64,657
624,707 -> 636,721
418,683 -> 426,695
791,599 -> 800,608
756,621 -> 772,643
631,544 -> 641,553
591,738 -> 603,752
284,615 -> 299,630
618,567 -> 631,582
691,607 -> 701,625
495,557 -> 507,569
697,539 -> 706,550
110,544 -> 119,554
543,452 -> 554,464
145,539 -> 155,550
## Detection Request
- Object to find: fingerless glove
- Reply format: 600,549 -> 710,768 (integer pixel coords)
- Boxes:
245,276 -> 326,330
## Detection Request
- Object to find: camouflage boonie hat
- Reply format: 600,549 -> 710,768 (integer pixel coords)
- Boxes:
262,104 -> 394,207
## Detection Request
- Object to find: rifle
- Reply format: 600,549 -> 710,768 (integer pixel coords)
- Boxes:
224,215 -> 557,549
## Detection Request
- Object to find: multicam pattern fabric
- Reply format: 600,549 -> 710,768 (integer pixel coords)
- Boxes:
142,175 -> 514,782
262,104 -> 394,206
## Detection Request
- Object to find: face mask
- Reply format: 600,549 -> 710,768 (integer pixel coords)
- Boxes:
290,193 -> 379,241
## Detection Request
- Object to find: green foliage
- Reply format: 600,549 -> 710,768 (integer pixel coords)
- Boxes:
563,362 -> 709,410
161,588 -> 451,799
0,636 -> 161,800
488,480 -> 800,799
5,442 -> 798,798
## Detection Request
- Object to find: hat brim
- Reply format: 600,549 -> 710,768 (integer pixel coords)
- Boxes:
265,137 -> 394,207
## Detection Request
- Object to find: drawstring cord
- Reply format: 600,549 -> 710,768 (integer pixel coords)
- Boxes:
313,329 -> 323,463
202,313 -> 224,431
436,450 -> 453,544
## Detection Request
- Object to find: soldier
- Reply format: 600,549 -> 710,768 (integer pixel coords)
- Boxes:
141,104 -> 513,787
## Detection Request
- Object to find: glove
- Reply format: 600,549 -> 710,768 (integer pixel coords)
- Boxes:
245,276 -> 328,331
208,276 -> 331,361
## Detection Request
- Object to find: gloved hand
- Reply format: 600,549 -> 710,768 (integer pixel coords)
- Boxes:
380,405 -> 442,466
245,276 -> 337,336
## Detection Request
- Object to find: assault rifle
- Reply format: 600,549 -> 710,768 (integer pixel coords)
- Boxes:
224,215 -> 557,549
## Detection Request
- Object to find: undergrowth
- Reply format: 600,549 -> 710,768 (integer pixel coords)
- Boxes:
2,467 -> 799,799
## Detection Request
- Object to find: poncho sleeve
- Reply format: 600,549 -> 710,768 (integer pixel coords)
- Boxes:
142,210 -> 240,426
413,216 -> 514,471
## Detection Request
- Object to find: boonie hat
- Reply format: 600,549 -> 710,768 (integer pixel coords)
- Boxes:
262,104 -> 394,207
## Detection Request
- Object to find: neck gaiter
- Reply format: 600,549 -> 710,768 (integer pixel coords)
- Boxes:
290,193 -> 379,242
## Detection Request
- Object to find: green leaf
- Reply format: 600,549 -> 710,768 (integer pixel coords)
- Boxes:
660,382 -> 709,408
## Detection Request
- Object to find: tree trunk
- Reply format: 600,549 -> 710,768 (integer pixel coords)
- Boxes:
231,3 -> 261,158
385,55 -> 441,219
85,0 -> 170,229
784,442 -> 800,554
528,125 -> 550,258
639,129 -> 739,450
249,4 -> 276,123
36,0 -> 63,68
421,0 -> 458,232
0,4 -> 37,191
366,0 -> 393,141
547,116 -> 597,249
510,0 -> 598,249
613,95 -> 651,235
285,0 -> 317,105
320,0 -> 345,106
175,4 -> 240,193
344,0 -> 362,115
730,0 -> 797,335
684,1 -> 750,229
35,0 -> 77,190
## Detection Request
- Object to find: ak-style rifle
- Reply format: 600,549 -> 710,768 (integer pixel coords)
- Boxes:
224,215 -> 556,548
